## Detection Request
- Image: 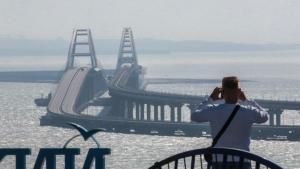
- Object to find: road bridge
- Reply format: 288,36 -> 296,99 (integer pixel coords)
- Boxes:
109,66 -> 300,125
47,29 -> 107,115
114,27 -> 144,89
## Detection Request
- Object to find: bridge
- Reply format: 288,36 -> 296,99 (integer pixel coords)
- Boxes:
40,28 -> 300,140
47,29 -> 107,115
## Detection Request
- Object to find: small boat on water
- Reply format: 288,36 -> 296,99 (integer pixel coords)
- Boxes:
34,93 -> 51,107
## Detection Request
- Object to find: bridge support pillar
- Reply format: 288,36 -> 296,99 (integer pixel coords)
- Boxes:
135,102 -> 140,120
140,103 -> 145,120
160,105 -> 165,121
188,104 -> 198,121
275,110 -> 283,126
170,105 -> 175,122
111,98 -> 124,117
154,104 -> 159,121
147,104 -> 151,121
120,100 -> 125,118
127,100 -> 133,119
268,108 -> 282,126
269,112 -> 275,126
177,105 -> 182,122
124,101 -> 128,119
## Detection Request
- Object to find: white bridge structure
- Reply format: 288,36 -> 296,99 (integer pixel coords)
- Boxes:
116,27 -> 138,72
47,29 -> 107,115
65,29 -> 98,70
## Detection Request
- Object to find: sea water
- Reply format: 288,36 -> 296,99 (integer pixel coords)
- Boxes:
0,50 -> 300,168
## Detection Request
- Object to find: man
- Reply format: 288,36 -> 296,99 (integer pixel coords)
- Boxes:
191,76 -> 268,168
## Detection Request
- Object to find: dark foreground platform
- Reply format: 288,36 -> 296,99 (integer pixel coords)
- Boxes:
40,112 -> 300,141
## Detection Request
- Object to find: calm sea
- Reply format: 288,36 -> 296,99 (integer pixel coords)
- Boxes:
0,50 -> 300,168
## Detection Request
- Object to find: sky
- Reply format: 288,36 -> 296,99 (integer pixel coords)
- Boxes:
1,0 -> 300,43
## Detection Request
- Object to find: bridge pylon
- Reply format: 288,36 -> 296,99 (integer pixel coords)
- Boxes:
65,29 -> 98,70
115,27 -> 138,72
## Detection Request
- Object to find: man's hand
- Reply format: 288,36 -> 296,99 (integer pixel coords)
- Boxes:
210,87 -> 222,101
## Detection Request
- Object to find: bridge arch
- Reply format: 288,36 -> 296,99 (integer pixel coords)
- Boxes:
65,29 -> 98,70
116,28 -> 139,73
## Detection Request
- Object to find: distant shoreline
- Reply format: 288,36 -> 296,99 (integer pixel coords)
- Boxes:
0,70 -> 114,83
1,38 -> 300,56
0,70 -> 255,84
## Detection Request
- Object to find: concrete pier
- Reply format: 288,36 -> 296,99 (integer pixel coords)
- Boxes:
160,105 -> 165,121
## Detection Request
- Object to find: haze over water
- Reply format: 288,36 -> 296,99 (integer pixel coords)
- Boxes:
0,50 -> 300,168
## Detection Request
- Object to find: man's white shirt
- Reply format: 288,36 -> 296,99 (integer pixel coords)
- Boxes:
191,97 -> 268,151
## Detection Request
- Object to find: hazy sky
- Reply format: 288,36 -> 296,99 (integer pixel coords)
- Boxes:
1,0 -> 300,43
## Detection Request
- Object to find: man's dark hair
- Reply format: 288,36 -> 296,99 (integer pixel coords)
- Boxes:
222,76 -> 239,90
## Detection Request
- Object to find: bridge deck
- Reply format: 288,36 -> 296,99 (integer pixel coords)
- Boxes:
48,67 -> 91,114
48,68 -> 80,114
61,67 -> 90,114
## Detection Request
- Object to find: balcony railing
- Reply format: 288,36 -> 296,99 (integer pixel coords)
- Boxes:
149,147 -> 283,169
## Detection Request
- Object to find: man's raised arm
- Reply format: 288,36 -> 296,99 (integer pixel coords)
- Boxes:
191,87 -> 222,122
241,99 -> 269,123
191,97 -> 214,122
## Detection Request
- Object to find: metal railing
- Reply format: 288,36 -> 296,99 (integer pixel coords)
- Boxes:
149,148 -> 283,169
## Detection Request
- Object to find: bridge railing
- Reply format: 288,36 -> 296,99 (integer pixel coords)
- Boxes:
148,148 -> 283,169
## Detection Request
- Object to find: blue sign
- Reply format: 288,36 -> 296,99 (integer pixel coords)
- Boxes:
0,123 -> 111,169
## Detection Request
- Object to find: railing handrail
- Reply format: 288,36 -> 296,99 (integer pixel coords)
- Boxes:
149,147 -> 283,169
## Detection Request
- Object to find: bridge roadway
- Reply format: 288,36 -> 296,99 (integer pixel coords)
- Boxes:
110,67 -> 300,110
109,67 -> 300,127
47,67 -> 91,114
